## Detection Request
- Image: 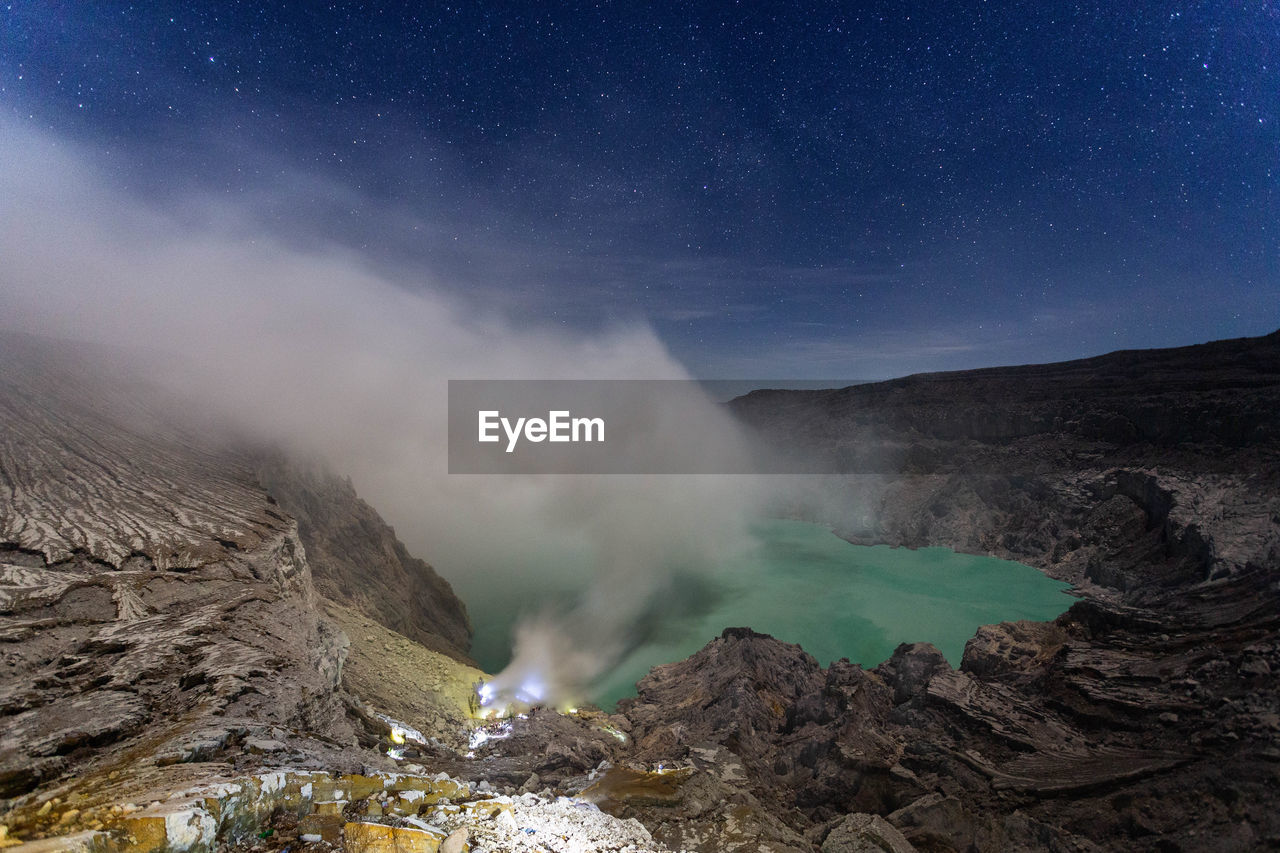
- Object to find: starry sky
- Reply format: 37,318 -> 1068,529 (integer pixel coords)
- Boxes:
3,1 -> 1278,378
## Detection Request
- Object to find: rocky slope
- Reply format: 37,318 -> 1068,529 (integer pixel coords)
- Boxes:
0,333 -> 478,843
0,333 -> 677,853
256,459 -> 472,662
690,329 -> 1280,851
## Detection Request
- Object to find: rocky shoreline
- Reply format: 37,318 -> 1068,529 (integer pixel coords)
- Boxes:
713,330 -> 1280,850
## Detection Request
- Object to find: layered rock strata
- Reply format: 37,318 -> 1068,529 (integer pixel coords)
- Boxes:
0,334 -> 476,846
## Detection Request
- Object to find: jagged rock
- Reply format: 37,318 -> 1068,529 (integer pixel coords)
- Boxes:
961,620 -> 1068,679
256,459 -> 473,661
877,643 -> 951,705
622,627 -> 828,763
717,331 -> 1280,850
886,794 -> 981,852
821,812 -> 917,853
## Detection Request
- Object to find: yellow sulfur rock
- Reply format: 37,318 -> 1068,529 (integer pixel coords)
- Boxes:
419,784 -> 466,806
121,815 -> 168,853
121,808 -> 216,853
458,800 -> 512,820
337,775 -> 385,801
343,822 -> 442,853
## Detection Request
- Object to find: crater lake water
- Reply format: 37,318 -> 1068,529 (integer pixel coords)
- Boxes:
461,518 -> 1073,708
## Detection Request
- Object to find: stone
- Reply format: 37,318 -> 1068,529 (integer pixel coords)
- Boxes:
440,828 -> 468,853
961,621 -> 1068,678
121,806 -> 217,853
822,813 -> 919,853
880,643 -> 950,705
1240,658 -> 1271,677
299,812 -> 344,843
1,832 -> 111,852
343,822 -> 442,853
887,795 -> 975,852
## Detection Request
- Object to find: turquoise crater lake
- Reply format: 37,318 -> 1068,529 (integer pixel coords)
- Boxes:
464,518 -> 1074,708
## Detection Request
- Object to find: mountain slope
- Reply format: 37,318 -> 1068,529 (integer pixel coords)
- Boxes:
0,333 -> 473,810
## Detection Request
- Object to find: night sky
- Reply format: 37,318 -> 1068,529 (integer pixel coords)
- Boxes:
3,1 -> 1278,378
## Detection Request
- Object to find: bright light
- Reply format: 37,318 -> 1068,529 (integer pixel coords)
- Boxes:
469,720 -> 514,750
515,678 -> 545,704
599,724 -> 628,743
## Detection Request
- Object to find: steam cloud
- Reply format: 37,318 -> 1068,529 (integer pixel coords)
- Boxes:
0,119 -> 771,707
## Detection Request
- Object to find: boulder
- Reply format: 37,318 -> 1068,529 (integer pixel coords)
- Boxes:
822,813 -> 918,853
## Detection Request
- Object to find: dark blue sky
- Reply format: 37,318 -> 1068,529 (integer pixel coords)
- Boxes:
3,1 -> 1278,377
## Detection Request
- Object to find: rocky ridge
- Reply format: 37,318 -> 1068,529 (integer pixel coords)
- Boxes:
693,329 -> 1280,850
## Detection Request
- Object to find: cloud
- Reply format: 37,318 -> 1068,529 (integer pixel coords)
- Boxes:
0,117 -> 770,707
691,326 -> 1030,380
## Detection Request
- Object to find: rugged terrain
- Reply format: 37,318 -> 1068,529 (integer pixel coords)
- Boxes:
2,330 -> 1278,852
0,334 -> 485,844
708,329 -> 1280,850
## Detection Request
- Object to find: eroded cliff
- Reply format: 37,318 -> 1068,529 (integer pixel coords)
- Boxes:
0,334 -> 478,842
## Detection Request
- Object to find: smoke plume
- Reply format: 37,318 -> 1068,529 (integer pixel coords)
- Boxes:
0,119 -> 769,707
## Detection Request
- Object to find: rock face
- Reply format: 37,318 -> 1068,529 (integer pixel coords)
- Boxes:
730,330 -> 1280,589
256,459 -> 472,661
687,329 -> 1280,851
821,813 -> 917,853
323,598 -> 485,752
0,334 -> 475,834
1,338 -> 334,800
